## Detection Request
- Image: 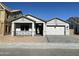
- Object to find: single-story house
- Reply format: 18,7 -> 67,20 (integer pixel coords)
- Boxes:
11,14 -> 69,36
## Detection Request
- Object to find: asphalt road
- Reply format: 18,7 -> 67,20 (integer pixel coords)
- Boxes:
0,48 -> 79,56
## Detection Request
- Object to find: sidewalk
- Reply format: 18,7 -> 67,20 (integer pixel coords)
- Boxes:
0,43 -> 79,49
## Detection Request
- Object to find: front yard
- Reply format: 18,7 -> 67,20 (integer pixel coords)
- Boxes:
0,35 -> 47,43
0,35 -> 79,43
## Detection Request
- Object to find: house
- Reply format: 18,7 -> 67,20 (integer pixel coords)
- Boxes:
0,3 -> 22,36
11,15 -> 69,36
0,3 -> 70,36
67,17 -> 79,35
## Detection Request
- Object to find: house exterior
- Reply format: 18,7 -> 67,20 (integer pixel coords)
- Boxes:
0,3 -> 22,36
67,17 -> 79,35
0,3 -> 70,36
11,15 -> 69,36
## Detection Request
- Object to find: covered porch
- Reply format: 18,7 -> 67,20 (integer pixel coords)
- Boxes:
11,16 -> 46,36
11,16 -> 35,36
11,22 -> 35,36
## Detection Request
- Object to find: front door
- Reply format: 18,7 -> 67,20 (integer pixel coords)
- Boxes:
35,23 -> 43,35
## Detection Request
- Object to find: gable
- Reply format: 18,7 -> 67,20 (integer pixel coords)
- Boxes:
47,18 -> 69,25
26,15 -> 45,23
12,17 -> 34,23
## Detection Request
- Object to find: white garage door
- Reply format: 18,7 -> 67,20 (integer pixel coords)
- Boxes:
46,26 -> 65,35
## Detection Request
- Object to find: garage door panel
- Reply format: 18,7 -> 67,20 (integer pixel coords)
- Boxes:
46,26 -> 65,35
46,27 -> 55,35
55,27 -> 64,35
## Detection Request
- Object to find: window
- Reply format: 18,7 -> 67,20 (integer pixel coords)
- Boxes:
21,24 -> 24,31
25,25 -> 29,31
20,23 -> 32,31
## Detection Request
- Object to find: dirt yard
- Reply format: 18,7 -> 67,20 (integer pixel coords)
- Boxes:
0,35 -> 47,43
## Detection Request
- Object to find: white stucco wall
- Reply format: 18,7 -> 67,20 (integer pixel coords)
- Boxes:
12,18 -> 33,23
46,19 -> 68,25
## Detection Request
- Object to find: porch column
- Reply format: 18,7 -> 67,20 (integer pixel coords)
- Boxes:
43,23 -> 46,37
32,23 -> 35,36
11,22 -> 15,36
7,25 -> 9,34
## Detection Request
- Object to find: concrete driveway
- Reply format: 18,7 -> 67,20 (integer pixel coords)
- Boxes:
46,35 -> 79,43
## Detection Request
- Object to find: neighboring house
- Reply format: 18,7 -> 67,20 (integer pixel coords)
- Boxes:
67,17 -> 79,35
0,3 -> 22,36
0,3 -> 70,36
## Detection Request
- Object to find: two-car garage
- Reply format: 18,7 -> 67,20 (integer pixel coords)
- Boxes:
46,25 -> 65,35
46,18 -> 69,35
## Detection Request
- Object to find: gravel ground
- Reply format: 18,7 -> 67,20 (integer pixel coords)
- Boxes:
0,35 -> 47,43
0,35 -> 79,43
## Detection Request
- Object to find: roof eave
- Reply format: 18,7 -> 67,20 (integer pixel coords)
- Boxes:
25,14 -> 46,22
47,17 -> 69,24
10,16 -> 36,22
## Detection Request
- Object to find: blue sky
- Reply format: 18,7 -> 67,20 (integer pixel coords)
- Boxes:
4,2 -> 79,20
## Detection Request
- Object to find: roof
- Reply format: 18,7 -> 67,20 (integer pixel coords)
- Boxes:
0,2 -> 22,13
0,2 -> 11,11
11,16 -> 36,22
10,10 -> 21,12
47,18 -> 69,24
25,14 -> 46,22
67,17 -> 79,25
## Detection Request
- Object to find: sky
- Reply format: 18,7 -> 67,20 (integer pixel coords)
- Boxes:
3,2 -> 79,20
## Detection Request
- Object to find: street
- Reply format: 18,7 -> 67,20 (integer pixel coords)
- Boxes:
0,48 -> 79,56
